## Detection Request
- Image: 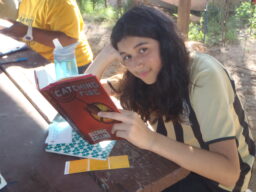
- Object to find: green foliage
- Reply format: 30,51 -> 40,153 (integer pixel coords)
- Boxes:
188,22 -> 204,42
251,9 -> 256,37
235,1 -> 253,27
77,0 -> 124,22
188,3 -> 224,45
188,1 -> 255,45
235,1 -> 256,37
225,15 -> 238,42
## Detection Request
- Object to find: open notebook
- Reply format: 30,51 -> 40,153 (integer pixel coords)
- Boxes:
45,115 -> 116,160
46,130 -> 116,160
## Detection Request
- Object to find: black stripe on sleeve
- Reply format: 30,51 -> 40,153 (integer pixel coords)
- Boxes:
107,80 -> 119,94
156,117 -> 167,136
186,98 -> 208,150
233,154 -> 251,192
205,136 -> 236,145
173,122 -> 184,142
223,69 -> 256,156
233,94 -> 256,156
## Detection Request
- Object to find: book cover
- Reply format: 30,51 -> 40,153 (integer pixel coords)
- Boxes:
35,70 -> 120,144
46,130 -> 116,160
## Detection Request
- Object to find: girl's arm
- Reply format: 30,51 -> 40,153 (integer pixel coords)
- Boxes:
0,21 -> 77,47
97,110 -> 240,189
85,44 -> 122,79
150,130 -> 240,188
85,44 -> 122,96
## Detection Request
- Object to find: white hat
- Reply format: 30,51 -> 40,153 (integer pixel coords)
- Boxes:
0,0 -> 20,20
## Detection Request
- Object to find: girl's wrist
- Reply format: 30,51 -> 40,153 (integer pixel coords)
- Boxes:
145,131 -> 157,151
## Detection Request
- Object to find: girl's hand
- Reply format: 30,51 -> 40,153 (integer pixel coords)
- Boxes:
86,44 -> 122,78
98,110 -> 156,150
97,44 -> 122,65
0,20 -> 26,39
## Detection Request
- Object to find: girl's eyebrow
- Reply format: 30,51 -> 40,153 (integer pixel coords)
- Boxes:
134,41 -> 148,49
119,41 -> 149,55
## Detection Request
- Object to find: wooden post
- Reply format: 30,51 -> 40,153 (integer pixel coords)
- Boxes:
177,0 -> 191,39
132,0 -> 144,6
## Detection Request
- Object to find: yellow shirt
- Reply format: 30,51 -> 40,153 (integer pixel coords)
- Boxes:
17,0 -> 93,67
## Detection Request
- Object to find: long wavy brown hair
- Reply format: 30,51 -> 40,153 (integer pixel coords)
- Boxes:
111,5 -> 190,123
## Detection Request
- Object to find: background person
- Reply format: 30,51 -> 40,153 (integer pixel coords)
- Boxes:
0,0 -> 93,73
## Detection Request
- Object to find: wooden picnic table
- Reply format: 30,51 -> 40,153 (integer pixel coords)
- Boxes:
0,43 -> 189,192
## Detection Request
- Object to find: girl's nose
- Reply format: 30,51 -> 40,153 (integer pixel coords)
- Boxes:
132,57 -> 144,68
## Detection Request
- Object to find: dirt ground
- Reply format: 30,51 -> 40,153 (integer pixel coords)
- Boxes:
209,37 -> 256,191
85,22 -> 256,191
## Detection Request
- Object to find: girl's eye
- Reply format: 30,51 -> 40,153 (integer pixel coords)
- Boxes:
139,48 -> 148,54
123,55 -> 131,61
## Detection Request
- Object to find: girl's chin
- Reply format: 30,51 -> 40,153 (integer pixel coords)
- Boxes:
133,73 -> 156,84
141,78 -> 157,85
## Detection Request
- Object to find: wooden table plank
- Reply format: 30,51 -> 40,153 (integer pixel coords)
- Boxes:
0,71 -> 103,192
92,141 -> 189,192
0,48 -> 57,123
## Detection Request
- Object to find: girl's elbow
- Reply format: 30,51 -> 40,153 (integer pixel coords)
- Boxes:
59,33 -> 77,46
223,169 -> 240,189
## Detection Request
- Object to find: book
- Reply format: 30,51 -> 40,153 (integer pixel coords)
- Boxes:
35,69 -> 120,144
46,129 -> 116,160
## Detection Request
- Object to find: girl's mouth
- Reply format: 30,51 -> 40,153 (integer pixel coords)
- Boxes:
138,70 -> 150,78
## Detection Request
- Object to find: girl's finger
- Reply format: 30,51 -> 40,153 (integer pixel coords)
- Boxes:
111,123 -> 128,134
115,130 -> 128,139
98,111 -> 131,123
118,109 -> 132,114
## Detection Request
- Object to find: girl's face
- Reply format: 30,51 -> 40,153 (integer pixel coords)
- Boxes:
117,36 -> 162,85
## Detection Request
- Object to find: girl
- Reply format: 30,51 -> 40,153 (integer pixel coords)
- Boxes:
86,6 -> 255,192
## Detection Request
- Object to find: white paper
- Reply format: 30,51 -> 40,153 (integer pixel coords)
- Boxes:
0,19 -> 26,54
0,173 -> 7,190
0,19 -> 13,28
64,161 -> 70,175
45,119 -> 72,144
35,68 -> 55,89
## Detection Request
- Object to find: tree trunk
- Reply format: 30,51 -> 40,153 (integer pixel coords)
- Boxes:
177,0 -> 191,40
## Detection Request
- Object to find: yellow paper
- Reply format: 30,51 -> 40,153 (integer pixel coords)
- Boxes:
64,155 -> 130,174
68,159 -> 88,174
90,159 -> 109,171
109,155 -> 130,169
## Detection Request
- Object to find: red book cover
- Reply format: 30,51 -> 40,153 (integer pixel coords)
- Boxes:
35,72 -> 120,144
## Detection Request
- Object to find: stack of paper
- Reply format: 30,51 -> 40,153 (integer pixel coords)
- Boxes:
45,115 -> 72,144
45,115 -> 116,160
